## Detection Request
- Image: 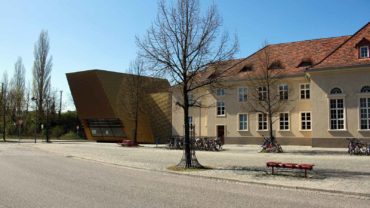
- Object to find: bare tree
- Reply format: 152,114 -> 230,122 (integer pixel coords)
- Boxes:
25,82 -> 31,114
126,58 -> 146,146
1,71 -> 9,141
246,43 -> 294,148
9,57 -> 26,124
32,30 -> 52,132
137,0 -> 238,168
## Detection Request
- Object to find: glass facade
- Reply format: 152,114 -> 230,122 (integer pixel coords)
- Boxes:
87,118 -> 125,138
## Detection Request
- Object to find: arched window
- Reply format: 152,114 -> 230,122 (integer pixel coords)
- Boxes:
360,85 -> 370,93
330,87 -> 342,94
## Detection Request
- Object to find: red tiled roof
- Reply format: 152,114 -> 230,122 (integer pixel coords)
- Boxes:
198,35 -> 350,81
196,22 -> 370,81
312,22 -> 370,70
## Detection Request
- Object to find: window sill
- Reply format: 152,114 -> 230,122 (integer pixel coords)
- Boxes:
299,129 -> 312,132
238,130 -> 249,132
279,130 -> 291,132
327,129 -> 347,132
256,129 -> 269,132
358,129 -> 370,132
216,115 -> 226,118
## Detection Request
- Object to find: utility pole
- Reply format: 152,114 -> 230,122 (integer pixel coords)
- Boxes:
1,83 -> 5,142
59,90 -> 62,120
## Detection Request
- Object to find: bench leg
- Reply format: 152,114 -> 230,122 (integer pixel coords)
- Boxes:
305,170 -> 307,178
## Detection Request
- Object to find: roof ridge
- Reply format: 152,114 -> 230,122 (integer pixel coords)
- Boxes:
268,35 -> 350,47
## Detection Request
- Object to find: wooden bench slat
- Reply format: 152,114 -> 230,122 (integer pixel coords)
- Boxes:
266,161 -> 314,178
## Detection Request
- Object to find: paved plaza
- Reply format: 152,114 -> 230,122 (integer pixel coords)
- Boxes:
22,141 -> 370,197
1,143 -> 368,207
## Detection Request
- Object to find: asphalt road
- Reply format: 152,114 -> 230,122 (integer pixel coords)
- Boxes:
0,145 -> 368,208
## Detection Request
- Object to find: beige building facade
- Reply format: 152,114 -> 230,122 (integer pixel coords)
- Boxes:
172,22 -> 370,147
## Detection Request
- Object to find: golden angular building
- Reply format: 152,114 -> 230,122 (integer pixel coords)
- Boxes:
67,70 -> 171,143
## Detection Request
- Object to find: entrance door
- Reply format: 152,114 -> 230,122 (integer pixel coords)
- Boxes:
217,125 -> 225,144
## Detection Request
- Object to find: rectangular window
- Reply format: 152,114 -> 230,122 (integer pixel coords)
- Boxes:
217,101 -> 225,116
360,98 -> 370,130
258,86 -> 267,101
188,94 -> 194,104
238,87 -> 247,102
330,99 -> 345,130
257,113 -> 268,130
188,116 -> 195,136
301,112 -> 311,130
238,114 -> 248,130
216,88 -> 225,96
278,84 -> 288,100
188,116 -> 193,125
360,46 -> 369,58
300,83 -> 310,99
279,113 -> 289,131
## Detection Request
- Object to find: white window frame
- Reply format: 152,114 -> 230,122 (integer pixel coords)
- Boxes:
300,83 -> 310,99
279,112 -> 290,131
216,88 -> 225,96
256,113 -> 268,131
238,87 -> 248,102
327,90 -> 346,131
278,84 -> 288,100
216,101 -> 225,117
360,46 -> 369,58
358,93 -> 370,131
300,111 -> 312,131
329,98 -> 346,130
258,86 -> 267,101
238,113 -> 249,131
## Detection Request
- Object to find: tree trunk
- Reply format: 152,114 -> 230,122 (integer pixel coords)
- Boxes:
268,112 -> 274,143
267,80 -> 275,144
183,90 -> 191,168
133,98 -> 139,145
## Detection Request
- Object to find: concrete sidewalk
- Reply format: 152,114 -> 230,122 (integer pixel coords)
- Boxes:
28,142 -> 370,197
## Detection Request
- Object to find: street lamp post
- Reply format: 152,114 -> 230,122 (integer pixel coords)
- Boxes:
1,83 -> 5,142
31,97 -> 37,143
59,90 -> 62,120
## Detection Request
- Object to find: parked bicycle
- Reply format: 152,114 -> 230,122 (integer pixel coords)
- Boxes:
261,136 -> 283,153
347,138 -> 369,155
168,136 -> 223,151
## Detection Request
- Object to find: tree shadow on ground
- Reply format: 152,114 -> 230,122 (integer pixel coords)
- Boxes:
216,166 -> 370,180
285,150 -> 347,156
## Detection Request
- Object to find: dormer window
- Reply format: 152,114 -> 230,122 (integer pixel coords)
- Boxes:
360,46 -> 369,58
268,60 -> 284,70
208,71 -> 218,80
297,58 -> 313,68
239,65 -> 253,72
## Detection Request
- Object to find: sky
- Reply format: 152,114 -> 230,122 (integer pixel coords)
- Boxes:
0,0 -> 369,111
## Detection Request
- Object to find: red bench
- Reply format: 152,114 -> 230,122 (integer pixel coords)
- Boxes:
266,161 -> 314,178
121,139 -> 134,147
